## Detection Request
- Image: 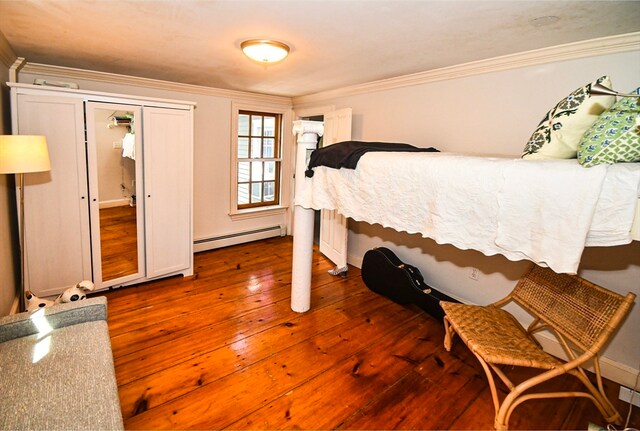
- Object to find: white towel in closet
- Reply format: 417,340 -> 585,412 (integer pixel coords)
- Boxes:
122,133 -> 135,160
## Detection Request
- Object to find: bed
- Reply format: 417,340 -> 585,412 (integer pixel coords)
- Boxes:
290,143 -> 640,312
292,77 -> 640,309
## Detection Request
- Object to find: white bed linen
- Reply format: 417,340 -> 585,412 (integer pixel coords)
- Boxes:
295,152 -> 640,274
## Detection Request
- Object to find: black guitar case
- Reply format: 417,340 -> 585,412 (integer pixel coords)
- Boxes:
361,247 -> 459,320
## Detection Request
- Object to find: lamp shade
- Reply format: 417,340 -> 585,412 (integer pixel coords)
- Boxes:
241,39 -> 290,63
0,135 -> 51,174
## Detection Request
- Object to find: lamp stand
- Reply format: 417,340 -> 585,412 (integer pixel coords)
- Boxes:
17,172 -> 27,312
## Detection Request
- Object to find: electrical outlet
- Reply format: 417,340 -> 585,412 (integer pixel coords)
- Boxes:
619,385 -> 640,407
469,268 -> 480,281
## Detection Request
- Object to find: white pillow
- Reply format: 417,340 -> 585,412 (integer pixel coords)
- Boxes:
522,76 -> 615,159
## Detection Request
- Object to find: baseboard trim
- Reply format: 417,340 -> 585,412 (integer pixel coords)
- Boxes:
194,225 -> 286,252
347,252 -> 363,269
99,199 -> 130,209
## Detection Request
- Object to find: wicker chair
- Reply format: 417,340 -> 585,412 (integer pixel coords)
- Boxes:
441,264 -> 635,430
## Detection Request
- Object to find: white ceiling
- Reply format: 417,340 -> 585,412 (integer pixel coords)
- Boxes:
1,1 -> 639,97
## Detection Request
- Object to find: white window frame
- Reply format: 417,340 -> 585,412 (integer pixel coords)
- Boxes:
230,101 -> 292,220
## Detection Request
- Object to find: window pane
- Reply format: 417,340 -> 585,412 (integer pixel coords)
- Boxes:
251,138 -> 262,158
264,161 -> 275,181
238,114 -> 250,136
251,161 -> 263,181
236,111 -> 282,209
263,138 -> 274,158
238,183 -> 249,205
238,162 -> 250,182
251,182 -> 262,203
251,115 -> 262,136
264,116 -> 276,137
264,182 -> 275,202
238,137 -> 249,158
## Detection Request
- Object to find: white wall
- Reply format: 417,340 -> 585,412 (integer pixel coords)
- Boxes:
294,49 -> 640,386
17,70 -> 293,249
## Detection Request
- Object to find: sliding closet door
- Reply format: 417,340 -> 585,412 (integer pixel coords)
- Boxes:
143,106 -> 193,278
15,94 -> 92,296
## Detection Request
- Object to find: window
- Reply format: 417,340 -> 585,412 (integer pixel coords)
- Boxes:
236,110 -> 282,209
230,102 -> 291,219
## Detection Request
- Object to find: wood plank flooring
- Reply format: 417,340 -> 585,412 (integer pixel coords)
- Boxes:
100,205 -> 138,281
101,236 -> 638,430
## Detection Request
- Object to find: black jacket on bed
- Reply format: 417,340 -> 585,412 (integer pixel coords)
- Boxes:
305,141 -> 439,177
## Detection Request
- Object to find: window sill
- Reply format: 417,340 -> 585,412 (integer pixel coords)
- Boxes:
229,205 -> 289,221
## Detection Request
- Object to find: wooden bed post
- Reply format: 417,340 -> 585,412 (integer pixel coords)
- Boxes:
291,120 -> 324,312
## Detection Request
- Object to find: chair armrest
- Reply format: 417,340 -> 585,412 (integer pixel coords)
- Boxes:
0,296 -> 107,343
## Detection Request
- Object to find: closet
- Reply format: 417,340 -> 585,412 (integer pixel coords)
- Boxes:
9,83 -> 195,297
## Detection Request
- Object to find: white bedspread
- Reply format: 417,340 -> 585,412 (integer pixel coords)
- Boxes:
295,152 -> 640,274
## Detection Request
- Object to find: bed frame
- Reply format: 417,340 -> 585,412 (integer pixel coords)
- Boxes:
290,122 -> 640,313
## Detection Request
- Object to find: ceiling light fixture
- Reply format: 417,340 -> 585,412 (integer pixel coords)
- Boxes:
241,39 -> 290,64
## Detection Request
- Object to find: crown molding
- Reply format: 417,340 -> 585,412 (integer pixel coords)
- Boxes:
293,32 -> 640,107
14,32 -> 639,108
0,31 -> 17,68
20,62 -> 292,106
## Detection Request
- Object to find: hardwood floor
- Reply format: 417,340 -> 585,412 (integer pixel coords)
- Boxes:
100,205 -> 138,281
101,236 -> 638,430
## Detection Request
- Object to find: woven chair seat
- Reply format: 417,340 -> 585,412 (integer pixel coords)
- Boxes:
440,301 -> 561,369
441,265 -> 635,430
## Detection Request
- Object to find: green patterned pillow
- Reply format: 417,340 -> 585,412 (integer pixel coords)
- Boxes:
577,87 -> 640,167
522,76 -> 615,159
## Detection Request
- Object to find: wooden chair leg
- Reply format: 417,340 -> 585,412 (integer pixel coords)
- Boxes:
443,316 -> 455,351
472,352 -> 502,419
570,369 -> 623,424
593,357 -> 623,423
495,385 -> 529,431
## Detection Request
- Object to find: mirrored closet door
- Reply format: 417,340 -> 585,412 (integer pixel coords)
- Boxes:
11,83 -> 194,297
86,102 -> 145,288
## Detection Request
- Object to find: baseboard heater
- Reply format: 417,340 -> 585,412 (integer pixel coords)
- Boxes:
194,225 -> 286,252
